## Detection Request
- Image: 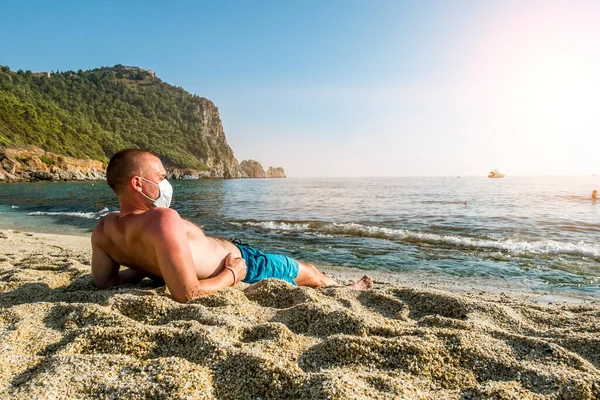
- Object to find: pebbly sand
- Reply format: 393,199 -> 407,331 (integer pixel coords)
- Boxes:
0,229 -> 598,399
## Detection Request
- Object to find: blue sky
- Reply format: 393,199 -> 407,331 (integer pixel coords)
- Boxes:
2,1 -> 599,176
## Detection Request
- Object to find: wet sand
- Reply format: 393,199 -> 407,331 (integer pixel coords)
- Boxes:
0,229 -> 598,399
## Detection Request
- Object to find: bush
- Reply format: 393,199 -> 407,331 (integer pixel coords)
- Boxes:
40,154 -> 54,166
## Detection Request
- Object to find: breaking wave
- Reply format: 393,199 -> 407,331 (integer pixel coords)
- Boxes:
28,207 -> 110,220
233,220 -> 600,259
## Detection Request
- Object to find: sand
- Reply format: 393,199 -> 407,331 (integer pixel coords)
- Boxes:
0,229 -> 599,399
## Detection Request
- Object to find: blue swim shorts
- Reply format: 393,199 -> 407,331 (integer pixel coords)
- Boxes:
234,243 -> 299,285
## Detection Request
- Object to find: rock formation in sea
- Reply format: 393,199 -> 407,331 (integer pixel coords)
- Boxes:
265,166 -> 286,178
238,161 -> 287,179
239,160 -> 266,178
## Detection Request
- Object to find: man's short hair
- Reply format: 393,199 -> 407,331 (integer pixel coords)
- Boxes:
106,149 -> 157,193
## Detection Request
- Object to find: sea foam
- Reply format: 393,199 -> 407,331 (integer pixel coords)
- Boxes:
234,220 -> 600,259
28,207 -> 110,220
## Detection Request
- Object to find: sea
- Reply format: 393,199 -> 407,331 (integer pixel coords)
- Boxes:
1,176 -> 599,300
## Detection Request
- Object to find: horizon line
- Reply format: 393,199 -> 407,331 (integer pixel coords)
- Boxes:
284,174 -> 600,179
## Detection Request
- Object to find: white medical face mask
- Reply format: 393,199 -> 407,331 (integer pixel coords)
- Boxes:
139,177 -> 173,208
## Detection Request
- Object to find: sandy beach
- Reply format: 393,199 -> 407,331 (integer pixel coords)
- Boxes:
0,229 -> 598,399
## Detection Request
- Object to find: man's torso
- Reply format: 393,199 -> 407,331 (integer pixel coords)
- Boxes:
95,211 -> 242,280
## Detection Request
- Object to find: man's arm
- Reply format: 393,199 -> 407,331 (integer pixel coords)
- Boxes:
149,209 -> 246,303
91,223 -> 146,289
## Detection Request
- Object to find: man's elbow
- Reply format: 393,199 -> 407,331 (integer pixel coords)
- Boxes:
92,281 -> 111,290
92,276 -> 115,290
171,291 -> 196,303
171,287 -> 211,303
171,294 -> 189,304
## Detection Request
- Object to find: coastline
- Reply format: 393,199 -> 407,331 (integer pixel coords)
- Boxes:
1,228 -> 599,398
0,146 -> 285,183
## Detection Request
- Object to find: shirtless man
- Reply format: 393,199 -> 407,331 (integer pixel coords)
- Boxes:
91,149 -> 372,303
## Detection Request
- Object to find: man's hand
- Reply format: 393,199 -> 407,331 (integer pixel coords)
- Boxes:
225,253 -> 247,284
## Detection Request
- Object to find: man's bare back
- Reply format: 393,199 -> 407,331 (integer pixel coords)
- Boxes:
92,149 -> 372,303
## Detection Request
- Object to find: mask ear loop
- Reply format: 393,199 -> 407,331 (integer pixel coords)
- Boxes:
138,177 -> 161,203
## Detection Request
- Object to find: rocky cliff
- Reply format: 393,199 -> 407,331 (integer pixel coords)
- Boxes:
0,146 -> 105,182
193,100 -> 242,178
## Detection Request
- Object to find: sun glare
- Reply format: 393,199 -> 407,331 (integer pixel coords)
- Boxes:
514,47 -> 599,131
466,3 -> 600,174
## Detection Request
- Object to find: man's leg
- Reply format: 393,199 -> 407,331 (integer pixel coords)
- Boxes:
293,260 -> 373,289
294,260 -> 337,287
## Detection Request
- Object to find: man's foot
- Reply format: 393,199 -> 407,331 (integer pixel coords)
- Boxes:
348,275 -> 373,290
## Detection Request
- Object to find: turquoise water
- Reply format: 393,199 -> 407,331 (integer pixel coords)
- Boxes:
1,177 -> 599,298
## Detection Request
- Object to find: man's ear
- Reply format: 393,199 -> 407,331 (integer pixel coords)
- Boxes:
130,176 -> 143,193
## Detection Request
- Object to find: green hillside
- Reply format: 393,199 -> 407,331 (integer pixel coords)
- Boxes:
0,65 -> 238,173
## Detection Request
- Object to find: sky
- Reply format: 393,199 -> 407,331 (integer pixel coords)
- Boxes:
1,0 -> 599,177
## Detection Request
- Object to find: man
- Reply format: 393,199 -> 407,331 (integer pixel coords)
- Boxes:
91,149 -> 372,303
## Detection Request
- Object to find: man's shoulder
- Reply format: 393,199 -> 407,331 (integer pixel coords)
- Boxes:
135,208 -> 181,226
147,207 -> 181,218
136,209 -> 186,248
144,208 -> 183,231
92,212 -> 118,245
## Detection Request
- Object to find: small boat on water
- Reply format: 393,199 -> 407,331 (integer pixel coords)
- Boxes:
488,169 -> 505,178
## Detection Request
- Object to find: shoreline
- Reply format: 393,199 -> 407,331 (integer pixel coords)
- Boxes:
0,227 -> 597,305
1,228 -> 597,304
1,228 -> 599,398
